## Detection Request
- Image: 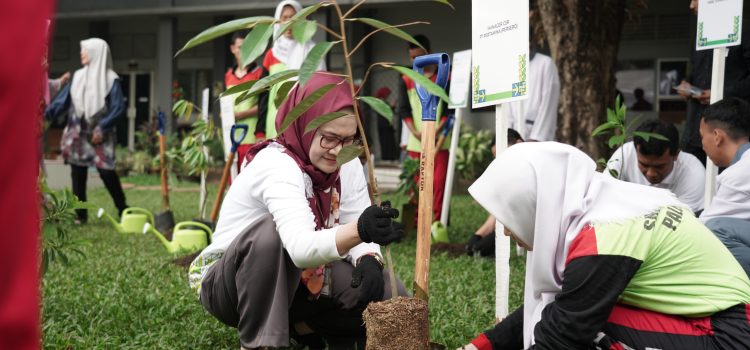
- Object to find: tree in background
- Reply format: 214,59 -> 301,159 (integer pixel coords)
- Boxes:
538,0 -> 646,158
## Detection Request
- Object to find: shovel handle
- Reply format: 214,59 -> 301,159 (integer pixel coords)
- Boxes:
412,53 -> 450,302
159,134 -> 170,210
210,152 -> 235,223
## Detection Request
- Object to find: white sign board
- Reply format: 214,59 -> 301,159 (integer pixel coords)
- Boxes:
471,0 -> 529,108
696,0 -> 743,51
219,96 -> 239,180
448,50 -> 472,109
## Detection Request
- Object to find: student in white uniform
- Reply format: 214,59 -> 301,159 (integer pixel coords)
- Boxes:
699,97 -> 750,277
605,120 -> 705,213
190,73 -> 407,349
507,48 -> 560,141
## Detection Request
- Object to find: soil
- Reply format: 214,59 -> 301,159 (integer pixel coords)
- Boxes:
430,243 -> 467,258
172,252 -> 200,268
363,297 -> 429,350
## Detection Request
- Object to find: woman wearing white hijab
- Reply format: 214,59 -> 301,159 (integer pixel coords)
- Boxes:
256,0 -> 327,140
46,38 -> 128,223
459,142 -> 750,350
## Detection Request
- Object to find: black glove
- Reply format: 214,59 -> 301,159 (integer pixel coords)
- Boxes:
466,234 -> 482,256
357,201 -> 404,245
350,255 -> 385,308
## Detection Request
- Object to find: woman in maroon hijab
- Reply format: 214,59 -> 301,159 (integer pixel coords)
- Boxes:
190,72 -> 407,349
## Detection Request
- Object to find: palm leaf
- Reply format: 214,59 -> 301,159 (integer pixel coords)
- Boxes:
240,22 -> 274,68
292,20 -> 317,44
220,80 -> 257,98
354,18 -> 425,51
336,145 -> 363,166
274,80 -> 297,108
303,112 -> 350,133
433,0 -> 455,9
389,65 -> 452,105
359,96 -> 393,124
278,83 -> 336,133
176,16 -> 274,56
299,41 -> 339,86
235,69 -> 299,104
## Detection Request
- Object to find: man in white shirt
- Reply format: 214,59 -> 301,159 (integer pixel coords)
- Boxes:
698,97 -> 750,277
507,48 -> 560,141
606,120 -> 705,213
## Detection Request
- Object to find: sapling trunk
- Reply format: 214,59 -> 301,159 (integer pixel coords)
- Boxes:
334,2 -> 398,299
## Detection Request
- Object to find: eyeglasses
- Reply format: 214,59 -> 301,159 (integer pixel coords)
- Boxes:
318,132 -> 362,149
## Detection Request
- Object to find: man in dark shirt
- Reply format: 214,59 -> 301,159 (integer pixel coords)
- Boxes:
676,0 -> 750,165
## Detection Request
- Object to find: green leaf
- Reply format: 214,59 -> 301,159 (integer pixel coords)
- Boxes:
278,83 -> 336,134
592,121 -> 617,137
606,108 -> 618,123
354,18 -> 425,51
176,16 -> 274,56
274,80 -> 297,108
389,65 -> 452,105
633,131 -> 669,142
236,69 -> 299,104
359,96 -> 393,124
303,112 -> 350,133
608,134 -> 625,149
433,0 -> 455,9
172,100 -> 184,115
240,22 -> 274,68
336,145 -> 363,166
220,80 -> 258,98
274,3 -> 325,41
292,20 -> 318,44
299,41 -> 338,86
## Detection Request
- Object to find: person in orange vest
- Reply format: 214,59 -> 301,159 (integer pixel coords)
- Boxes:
396,34 -> 451,223
225,30 -> 264,173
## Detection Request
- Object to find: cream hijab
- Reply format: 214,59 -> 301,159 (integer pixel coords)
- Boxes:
272,0 -> 325,70
469,142 -> 684,348
70,38 -> 118,121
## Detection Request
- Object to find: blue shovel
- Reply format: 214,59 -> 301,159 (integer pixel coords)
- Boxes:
209,124 -> 248,223
412,53 -> 450,301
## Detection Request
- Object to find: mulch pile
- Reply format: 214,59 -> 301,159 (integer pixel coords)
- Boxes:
363,297 -> 430,350
172,252 -> 200,268
430,242 -> 466,258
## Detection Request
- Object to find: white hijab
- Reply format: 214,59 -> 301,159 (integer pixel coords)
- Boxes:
469,142 -> 684,348
71,38 -> 118,121
272,0 -> 325,70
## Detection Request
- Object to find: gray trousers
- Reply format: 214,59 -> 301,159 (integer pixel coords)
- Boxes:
200,214 -> 408,348
706,217 -> 750,279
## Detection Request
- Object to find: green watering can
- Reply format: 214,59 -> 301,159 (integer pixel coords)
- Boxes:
431,221 -> 449,244
143,221 -> 213,254
97,207 -> 154,234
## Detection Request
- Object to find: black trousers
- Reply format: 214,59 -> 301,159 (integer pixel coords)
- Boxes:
200,214 -> 409,349
70,164 -> 127,221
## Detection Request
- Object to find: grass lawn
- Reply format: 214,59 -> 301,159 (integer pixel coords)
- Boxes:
42,175 -> 526,349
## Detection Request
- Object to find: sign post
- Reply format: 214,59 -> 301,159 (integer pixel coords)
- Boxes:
472,0 -> 529,319
440,49 -> 473,227
697,0 -> 743,208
